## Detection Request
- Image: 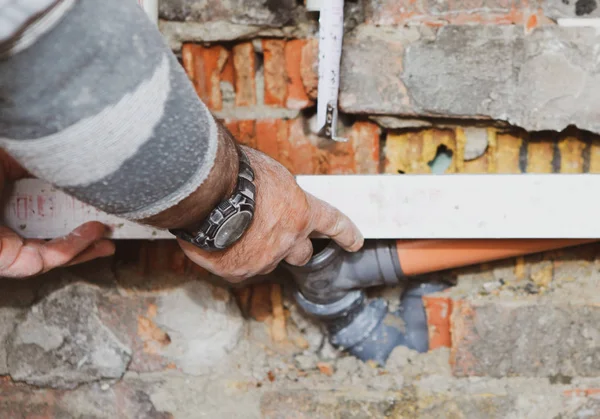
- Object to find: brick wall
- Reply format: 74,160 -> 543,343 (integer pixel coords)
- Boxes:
2,1 -> 600,417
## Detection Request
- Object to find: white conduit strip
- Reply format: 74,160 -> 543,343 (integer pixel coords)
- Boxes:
6,175 -> 600,239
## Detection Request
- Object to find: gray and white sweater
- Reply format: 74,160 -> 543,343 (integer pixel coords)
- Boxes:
0,0 -> 218,220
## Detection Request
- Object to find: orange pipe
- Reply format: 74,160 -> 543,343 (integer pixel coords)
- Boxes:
395,239 -> 597,276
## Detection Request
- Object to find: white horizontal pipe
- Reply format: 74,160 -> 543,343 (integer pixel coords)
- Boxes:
4,175 -> 600,239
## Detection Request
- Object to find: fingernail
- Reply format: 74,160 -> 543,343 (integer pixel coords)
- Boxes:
350,235 -> 364,252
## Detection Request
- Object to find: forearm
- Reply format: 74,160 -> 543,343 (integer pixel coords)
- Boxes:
141,122 -> 239,230
0,0 -> 236,229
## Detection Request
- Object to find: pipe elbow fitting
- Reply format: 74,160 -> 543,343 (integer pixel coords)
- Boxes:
281,239 -> 448,364
282,239 -> 403,304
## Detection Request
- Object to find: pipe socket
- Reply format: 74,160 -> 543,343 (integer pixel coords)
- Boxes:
292,279 -> 448,364
282,239 -> 402,304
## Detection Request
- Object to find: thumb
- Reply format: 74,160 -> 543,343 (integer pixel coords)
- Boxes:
306,193 -> 364,252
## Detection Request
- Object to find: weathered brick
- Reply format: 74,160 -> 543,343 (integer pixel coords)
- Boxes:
7,282 -> 131,389
590,137 -> 600,173
181,44 -> 229,110
262,40 -> 287,107
285,39 -> 314,109
233,42 -> 257,107
527,140 -> 554,173
450,299 -> 600,377
135,240 -> 190,276
287,118 -> 317,174
341,26 -> 600,135
224,119 -> 240,139
495,132 -> 523,173
564,392 -> 600,418
340,28 -> 411,115
103,275 -> 244,375
91,257 -> 244,376
384,129 -> 459,174
261,389 -> 418,419
248,283 -> 273,322
558,135 -> 586,173
300,38 -> 319,101
0,377 -> 173,418
423,296 -> 452,350
544,0 -> 600,18
415,376 -> 579,418
463,153 -> 491,173
365,0 -> 542,25
349,121 -> 381,174
159,0 -> 298,26
221,52 -> 235,86
229,118 -> 379,176
237,119 -> 257,148
255,119 -> 294,171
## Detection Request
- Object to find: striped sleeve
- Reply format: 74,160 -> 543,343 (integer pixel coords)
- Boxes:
0,0 -> 219,220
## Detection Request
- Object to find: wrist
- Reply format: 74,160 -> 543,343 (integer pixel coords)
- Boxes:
170,145 -> 256,251
139,120 -> 239,230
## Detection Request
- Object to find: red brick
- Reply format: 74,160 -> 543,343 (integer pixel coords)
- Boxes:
97,294 -> 171,372
270,284 -> 287,342
233,42 -> 257,107
225,117 -> 378,176
0,378 -> 173,418
349,121 -> 381,174
285,40 -> 314,109
423,296 -> 452,350
249,283 -> 273,322
287,118 -> 317,174
232,287 -> 252,317
286,118 -> 382,175
0,379 -> 56,418
565,389 -> 600,397
449,299 -> 600,377
220,51 -> 235,86
237,120 -> 257,148
224,119 -> 240,139
300,39 -> 318,101
262,40 -> 287,107
255,119 -> 291,168
136,241 -> 189,275
181,43 -> 229,110
255,119 -> 280,159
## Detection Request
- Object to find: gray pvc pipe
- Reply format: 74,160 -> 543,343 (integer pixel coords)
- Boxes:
282,240 -> 450,364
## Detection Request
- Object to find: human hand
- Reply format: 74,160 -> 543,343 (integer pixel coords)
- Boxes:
178,146 -> 363,283
0,150 -> 115,278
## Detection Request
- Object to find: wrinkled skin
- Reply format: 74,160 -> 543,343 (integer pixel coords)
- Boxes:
179,146 -> 364,283
0,150 -> 115,278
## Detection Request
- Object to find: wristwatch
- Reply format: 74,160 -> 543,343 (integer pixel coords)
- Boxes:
169,148 -> 256,251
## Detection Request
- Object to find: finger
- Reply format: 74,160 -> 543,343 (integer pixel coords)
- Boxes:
0,245 -> 44,278
306,194 -> 364,252
64,239 -> 116,267
284,239 -> 313,266
0,227 -> 24,271
38,221 -> 110,270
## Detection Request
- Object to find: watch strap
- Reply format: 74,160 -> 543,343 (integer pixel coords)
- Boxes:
169,147 -> 256,250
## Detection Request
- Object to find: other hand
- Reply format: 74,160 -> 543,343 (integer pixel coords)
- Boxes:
0,150 -> 115,278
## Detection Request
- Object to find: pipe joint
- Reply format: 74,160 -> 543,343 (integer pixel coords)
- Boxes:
283,239 -> 403,304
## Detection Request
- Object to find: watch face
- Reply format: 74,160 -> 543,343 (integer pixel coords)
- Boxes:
214,210 -> 253,248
